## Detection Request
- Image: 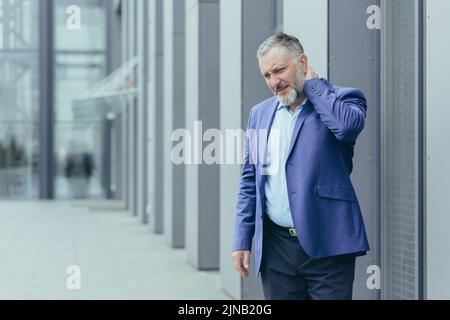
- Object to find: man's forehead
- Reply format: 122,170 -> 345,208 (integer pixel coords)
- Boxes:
260,58 -> 289,72
259,47 -> 290,70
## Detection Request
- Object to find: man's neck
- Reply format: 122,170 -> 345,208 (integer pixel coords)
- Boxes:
289,94 -> 307,112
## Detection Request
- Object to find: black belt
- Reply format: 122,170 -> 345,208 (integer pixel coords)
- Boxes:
264,217 -> 298,237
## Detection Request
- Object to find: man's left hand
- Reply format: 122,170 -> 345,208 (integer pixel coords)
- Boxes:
305,67 -> 319,81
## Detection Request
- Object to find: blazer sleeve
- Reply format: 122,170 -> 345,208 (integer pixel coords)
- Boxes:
304,78 -> 367,143
232,108 -> 257,252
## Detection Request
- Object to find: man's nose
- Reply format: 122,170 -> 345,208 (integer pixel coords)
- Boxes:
269,76 -> 281,89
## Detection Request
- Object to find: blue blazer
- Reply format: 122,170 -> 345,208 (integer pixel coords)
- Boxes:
233,78 -> 370,275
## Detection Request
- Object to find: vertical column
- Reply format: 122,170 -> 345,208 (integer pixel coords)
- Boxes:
424,0 -> 450,299
185,0 -> 220,270
240,0 -> 276,300
163,0 -> 186,247
114,113 -> 122,200
147,0 -> 156,231
39,0 -> 54,199
219,0 -> 243,299
284,0 -> 328,78
329,0 -> 380,300
155,0 -> 164,233
220,0 -> 275,299
128,0 -> 137,216
122,0 -> 129,65
106,0 -> 122,73
137,0 -> 149,223
105,1 -> 121,201
121,0 -> 129,208
148,0 -> 164,233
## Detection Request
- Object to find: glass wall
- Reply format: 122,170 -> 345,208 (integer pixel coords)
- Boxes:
53,0 -> 107,199
0,0 -> 39,199
381,0 -> 422,299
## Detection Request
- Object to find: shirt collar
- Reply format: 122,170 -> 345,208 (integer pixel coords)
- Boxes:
277,97 -> 309,111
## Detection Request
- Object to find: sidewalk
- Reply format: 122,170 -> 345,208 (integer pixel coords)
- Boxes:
0,201 -> 230,300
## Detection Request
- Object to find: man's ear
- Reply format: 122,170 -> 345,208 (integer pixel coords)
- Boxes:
298,54 -> 309,73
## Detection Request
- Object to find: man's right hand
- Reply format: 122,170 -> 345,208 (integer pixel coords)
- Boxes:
232,250 -> 251,278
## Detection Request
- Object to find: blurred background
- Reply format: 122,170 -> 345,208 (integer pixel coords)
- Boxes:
0,0 -> 449,300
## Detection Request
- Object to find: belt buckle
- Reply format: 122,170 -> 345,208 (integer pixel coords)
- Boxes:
289,228 -> 297,237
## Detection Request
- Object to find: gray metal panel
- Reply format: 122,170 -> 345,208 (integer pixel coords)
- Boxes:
284,0 -> 328,78
240,0 -> 275,300
118,0 -> 128,205
106,0 -> 122,73
103,118 -> 113,199
197,0 -> 220,269
128,0 -> 135,59
163,0 -> 174,245
329,0 -> 380,300
147,0 -> 157,233
380,0 -> 421,300
242,0 -> 274,120
172,0 -> 186,247
114,113 -> 123,200
154,0 -> 164,233
425,0 -> 450,299
39,0 -> 54,199
122,0 -> 129,64
122,102 -> 129,207
219,0 -> 243,299
185,0 -> 200,267
131,1 -> 138,217
128,100 -> 136,216
137,0 -> 150,223
134,0 -> 138,56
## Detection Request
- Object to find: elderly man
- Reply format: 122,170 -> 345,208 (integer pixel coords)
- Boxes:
232,33 -> 369,300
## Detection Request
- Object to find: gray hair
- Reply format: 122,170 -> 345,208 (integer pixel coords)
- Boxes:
256,32 -> 304,60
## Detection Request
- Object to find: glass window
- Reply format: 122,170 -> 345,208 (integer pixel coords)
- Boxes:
53,0 -> 107,199
0,0 -> 40,199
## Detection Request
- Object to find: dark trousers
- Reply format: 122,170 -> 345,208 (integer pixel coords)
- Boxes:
260,218 -> 356,300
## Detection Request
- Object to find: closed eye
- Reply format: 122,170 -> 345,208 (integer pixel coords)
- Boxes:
264,67 -> 286,79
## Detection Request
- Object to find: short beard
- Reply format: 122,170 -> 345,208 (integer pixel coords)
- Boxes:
275,66 -> 306,107
276,87 -> 297,107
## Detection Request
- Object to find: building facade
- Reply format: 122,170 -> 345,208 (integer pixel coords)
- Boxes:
1,0 -> 449,299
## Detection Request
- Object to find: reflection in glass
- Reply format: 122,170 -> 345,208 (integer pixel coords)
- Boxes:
0,0 -> 39,199
53,0 -> 107,199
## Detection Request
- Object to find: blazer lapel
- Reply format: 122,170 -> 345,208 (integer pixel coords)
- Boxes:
257,98 -> 279,191
262,98 -> 280,143
287,99 -> 314,157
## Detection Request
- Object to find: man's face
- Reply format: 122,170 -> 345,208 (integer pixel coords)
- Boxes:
259,46 -> 307,106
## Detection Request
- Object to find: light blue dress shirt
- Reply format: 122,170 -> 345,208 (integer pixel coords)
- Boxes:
264,98 -> 309,228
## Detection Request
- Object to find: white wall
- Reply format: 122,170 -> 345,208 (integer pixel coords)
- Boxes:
283,0 -> 328,78
425,0 -> 450,299
219,0 -> 243,300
